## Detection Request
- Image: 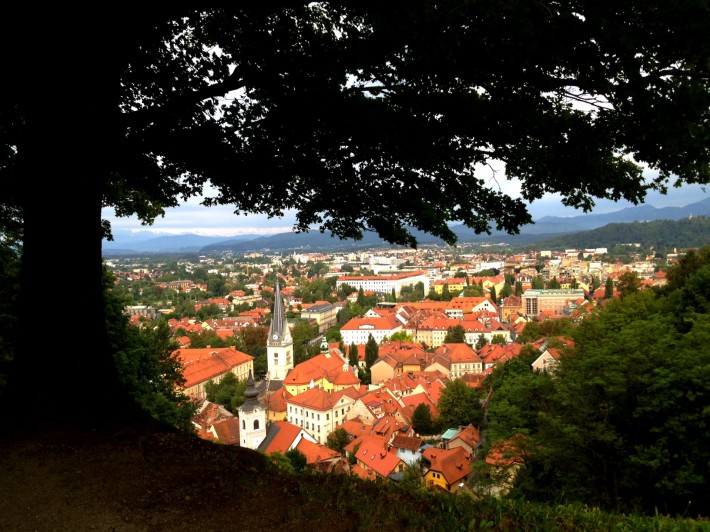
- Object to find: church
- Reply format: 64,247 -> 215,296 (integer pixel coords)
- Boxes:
266,282 -> 294,383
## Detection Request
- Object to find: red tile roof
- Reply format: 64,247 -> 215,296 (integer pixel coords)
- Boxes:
295,438 -> 340,464
355,440 -> 404,478
177,346 -> 254,388
422,446 -> 471,485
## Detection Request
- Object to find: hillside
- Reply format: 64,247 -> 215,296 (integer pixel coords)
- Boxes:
525,215 -> 710,251
1,424 -> 706,531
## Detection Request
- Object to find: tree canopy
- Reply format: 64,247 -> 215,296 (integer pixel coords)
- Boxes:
483,248 -> 710,516
3,3 -> 710,427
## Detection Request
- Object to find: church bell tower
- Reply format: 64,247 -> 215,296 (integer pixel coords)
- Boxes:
238,370 -> 267,450
267,282 -> 294,381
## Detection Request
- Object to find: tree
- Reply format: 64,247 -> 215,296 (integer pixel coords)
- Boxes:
5,4 -> 710,430
531,276 -> 545,290
348,343 -> 359,367
443,324 -> 466,344
326,427 -> 350,454
387,330 -> 413,342
616,270 -> 641,298
325,326 -> 342,343
604,277 -> 615,299
106,269 -> 196,432
205,372 -> 248,413
356,287 -> 366,307
475,335 -> 488,350
499,281 -> 513,300
546,277 -> 560,289
285,448 -> 308,472
437,379 -> 484,430
291,319 -> 319,365
411,403 -> 437,436
399,464 -> 424,491
365,334 -> 379,368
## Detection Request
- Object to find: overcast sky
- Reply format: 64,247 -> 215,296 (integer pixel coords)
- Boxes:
102,181 -> 709,238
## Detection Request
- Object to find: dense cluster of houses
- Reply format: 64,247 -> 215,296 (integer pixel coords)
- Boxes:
111,245 -> 672,494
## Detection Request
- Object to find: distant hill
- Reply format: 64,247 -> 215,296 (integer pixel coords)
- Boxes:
531,197 -> 710,233
102,232 -> 261,254
102,197 -> 710,254
526,215 -> 710,251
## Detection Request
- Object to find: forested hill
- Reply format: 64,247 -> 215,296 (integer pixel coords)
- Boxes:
526,215 -> 710,251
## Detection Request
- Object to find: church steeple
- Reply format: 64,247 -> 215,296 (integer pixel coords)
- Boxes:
238,369 -> 266,449
267,281 -> 294,381
269,282 -> 289,342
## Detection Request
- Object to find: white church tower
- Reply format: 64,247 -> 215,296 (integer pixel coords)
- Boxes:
238,370 -> 266,450
267,282 -> 293,381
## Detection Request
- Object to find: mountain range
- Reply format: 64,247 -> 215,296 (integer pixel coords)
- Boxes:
101,197 -> 710,255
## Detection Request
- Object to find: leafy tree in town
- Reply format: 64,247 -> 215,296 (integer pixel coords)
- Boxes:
499,281 -> 512,300
437,379 -> 484,430
616,270 -> 641,298
490,334 -> 507,346
336,304 -> 353,325
489,285 -> 497,304
325,427 -> 350,454
325,326 -> 341,343
357,366 -> 371,386
365,334 -> 379,368
204,372 -> 247,413
443,325 -> 466,344
399,281 -> 425,302
484,348 -> 555,446
356,287 -> 366,307
348,343 -> 359,367
411,403 -> 438,436
604,277 -> 615,299
387,330 -> 413,343
546,277 -> 560,289
531,276 -> 545,289
475,335 -> 488,350
196,303 -> 223,321
240,326 -> 269,355
440,284 -> 454,301
292,319 -> 320,365
5,3 -> 710,432
184,330 -> 231,349
591,275 -> 601,293
285,448 -> 308,472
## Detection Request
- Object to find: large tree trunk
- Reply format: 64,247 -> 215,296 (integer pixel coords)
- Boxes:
1,11 -> 156,430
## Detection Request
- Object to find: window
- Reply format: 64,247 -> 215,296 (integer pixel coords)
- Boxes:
326,414 -> 329,421
253,420 -> 260,430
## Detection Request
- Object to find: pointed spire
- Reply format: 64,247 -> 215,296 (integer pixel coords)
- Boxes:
271,281 -> 285,337
268,280 -> 290,345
